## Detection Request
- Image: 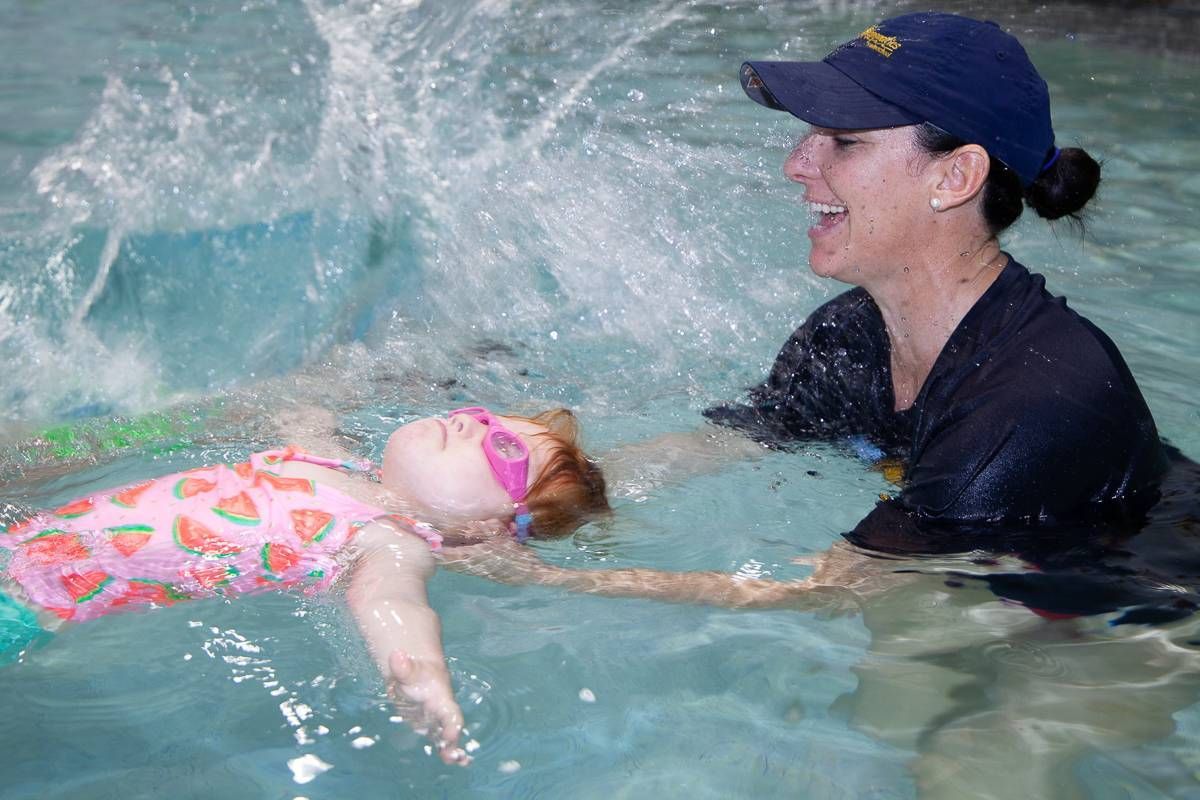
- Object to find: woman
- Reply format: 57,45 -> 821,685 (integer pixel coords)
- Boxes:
709,11 -> 1168,535
460,9 -> 1195,615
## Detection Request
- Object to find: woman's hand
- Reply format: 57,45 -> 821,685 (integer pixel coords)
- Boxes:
387,651 -> 469,766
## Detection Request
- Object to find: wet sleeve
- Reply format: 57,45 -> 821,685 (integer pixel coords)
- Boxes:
701,319 -> 835,443
703,290 -> 890,445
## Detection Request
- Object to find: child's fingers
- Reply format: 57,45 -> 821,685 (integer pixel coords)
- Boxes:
435,706 -> 469,766
389,651 -> 470,767
426,682 -> 465,758
438,744 -> 470,766
434,696 -> 463,740
424,696 -> 468,766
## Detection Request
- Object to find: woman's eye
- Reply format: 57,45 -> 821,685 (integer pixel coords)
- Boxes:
833,137 -> 857,148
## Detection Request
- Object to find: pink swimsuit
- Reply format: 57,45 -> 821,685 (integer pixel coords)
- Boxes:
0,449 -> 442,623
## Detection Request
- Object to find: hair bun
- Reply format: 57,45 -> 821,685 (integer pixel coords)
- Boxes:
1025,147 -> 1101,221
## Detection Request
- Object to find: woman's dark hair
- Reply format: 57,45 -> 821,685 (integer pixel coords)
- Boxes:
911,122 -> 1102,234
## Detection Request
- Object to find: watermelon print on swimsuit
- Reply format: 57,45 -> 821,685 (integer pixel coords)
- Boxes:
173,476 -> 217,499
112,578 -> 188,607
181,562 -> 240,590
63,570 -> 112,604
211,492 -> 261,526
106,525 -> 154,557
53,497 -> 94,519
256,471 -> 316,495
111,481 -> 154,508
173,515 -> 243,557
260,542 -> 302,580
292,509 -> 335,545
21,530 -> 90,566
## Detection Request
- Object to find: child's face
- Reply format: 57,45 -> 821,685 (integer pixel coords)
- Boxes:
380,412 -> 553,523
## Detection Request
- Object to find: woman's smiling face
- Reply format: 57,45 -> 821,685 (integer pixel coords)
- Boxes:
783,125 -> 936,286
380,411 -> 552,523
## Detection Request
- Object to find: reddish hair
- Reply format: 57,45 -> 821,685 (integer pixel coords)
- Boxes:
513,408 -> 610,539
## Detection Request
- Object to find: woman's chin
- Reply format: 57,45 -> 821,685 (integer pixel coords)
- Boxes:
808,257 -> 846,281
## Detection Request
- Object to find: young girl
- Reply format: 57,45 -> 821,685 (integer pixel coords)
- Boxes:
0,406 -> 610,765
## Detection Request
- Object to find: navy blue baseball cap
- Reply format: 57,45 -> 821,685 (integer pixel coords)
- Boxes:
740,12 -> 1056,187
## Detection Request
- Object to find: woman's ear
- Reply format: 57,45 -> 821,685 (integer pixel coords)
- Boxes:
930,143 -> 990,211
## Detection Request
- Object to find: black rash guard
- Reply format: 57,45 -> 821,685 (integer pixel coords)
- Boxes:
705,257 -> 1170,527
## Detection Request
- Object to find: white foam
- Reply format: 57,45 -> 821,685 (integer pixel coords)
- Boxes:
287,754 -> 333,784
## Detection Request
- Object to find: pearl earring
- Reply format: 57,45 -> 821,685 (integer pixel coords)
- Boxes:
929,197 -> 942,210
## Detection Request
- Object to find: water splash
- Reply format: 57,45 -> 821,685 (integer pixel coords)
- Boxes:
1,0 -> 815,430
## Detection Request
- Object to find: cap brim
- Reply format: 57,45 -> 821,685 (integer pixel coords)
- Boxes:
740,60 -> 921,130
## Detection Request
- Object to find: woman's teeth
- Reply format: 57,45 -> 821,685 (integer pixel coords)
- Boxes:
810,202 -> 847,215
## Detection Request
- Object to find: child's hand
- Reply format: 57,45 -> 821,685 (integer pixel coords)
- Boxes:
387,651 -> 470,766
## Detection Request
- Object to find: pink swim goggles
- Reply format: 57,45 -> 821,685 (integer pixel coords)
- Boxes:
449,407 -> 534,542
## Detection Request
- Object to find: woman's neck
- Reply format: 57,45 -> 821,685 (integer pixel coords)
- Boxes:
866,237 -> 1007,411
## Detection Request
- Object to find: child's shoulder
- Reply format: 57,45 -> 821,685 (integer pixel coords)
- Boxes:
273,458 -> 376,502
352,516 -> 444,554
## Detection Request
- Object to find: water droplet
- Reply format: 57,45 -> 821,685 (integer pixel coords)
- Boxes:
287,754 -> 333,785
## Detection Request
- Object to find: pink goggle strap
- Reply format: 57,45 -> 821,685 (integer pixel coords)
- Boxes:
450,408 -> 534,540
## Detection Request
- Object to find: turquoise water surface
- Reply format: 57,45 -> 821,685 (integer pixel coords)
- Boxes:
1,1 -> 1199,798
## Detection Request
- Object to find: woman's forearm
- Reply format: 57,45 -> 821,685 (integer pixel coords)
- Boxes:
536,565 -> 855,611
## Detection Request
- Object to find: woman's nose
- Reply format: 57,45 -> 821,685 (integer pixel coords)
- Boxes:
783,136 -> 817,184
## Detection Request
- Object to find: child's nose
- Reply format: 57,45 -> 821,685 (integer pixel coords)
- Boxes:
450,412 -> 485,436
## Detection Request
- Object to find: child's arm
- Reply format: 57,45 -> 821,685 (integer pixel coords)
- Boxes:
271,403 -> 359,461
601,424 -> 766,500
345,522 -> 469,766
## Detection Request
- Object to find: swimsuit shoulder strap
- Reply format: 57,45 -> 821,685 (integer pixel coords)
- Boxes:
250,446 -> 379,477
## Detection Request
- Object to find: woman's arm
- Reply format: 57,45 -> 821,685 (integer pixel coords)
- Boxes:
346,523 -> 468,766
440,537 -> 876,614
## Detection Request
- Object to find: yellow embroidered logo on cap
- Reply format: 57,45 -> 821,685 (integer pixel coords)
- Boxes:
859,26 -> 901,58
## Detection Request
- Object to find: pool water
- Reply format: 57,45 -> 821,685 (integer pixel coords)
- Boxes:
1,1 -> 1199,798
